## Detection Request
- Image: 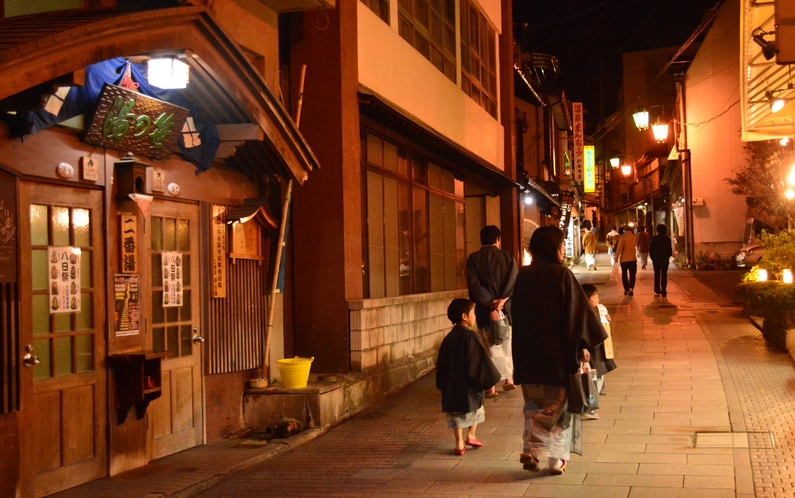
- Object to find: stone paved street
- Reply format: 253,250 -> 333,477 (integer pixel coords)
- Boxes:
53,252 -> 795,497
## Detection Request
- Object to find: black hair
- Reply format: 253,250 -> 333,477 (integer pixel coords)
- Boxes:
581,283 -> 598,299
529,226 -> 564,261
447,298 -> 475,324
639,226 -> 646,232
480,225 -> 501,245
656,224 -> 667,235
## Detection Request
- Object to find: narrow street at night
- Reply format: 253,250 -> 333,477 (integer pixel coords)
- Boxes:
53,252 -> 795,498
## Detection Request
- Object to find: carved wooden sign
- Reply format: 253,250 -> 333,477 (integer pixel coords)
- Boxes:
84,83 -> 189,159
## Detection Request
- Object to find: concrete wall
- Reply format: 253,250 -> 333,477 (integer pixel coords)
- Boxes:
348,290 -> 466,375
685,0 -> 747,255
357,2 -> 505,170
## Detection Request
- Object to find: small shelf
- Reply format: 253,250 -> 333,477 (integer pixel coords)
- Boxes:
109,351 -> 174,424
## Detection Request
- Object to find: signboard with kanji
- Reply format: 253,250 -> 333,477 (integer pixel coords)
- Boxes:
114,274 -> 140,336
84,83 -> 189,159
211,206 -> 227,298
48,246 -> 81,314
162,252 -> 184,308
584,145 -> 596,193
572,102 -> 584,182
119,213 -> 137,273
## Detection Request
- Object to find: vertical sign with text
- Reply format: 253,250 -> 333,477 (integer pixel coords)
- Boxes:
584,145 -> 596,193
162,251 -> 183,308
48,246 -> 81,314
572,102 -> 584,182
114,274 -> 140,336
119,213 -> 137,273
211,206 -> 227,298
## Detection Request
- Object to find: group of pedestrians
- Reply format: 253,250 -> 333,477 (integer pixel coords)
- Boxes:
436,225 -> 614,476
604,224 -> 673,297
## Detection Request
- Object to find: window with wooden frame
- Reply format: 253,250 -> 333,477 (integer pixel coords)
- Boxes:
397,0 -> 457,83
460,0 -> 498,118
360,0 -> 390,23
362,131 -> 466,298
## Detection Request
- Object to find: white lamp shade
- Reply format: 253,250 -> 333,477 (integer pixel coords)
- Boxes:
632,110 -> 649,130
610,157 -> 620,168
621,164 -> 632,176
652,121 -> 669,142
771,98 -> 785,113
148,58 -> 190,89
784,269 -> 793,284
758,269 -> 768,282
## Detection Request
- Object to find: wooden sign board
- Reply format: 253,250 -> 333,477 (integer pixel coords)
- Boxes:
230,221 -> 263,263
84,83 -> 189,159
119,213 -> 138,273
211,205 -> 227,298
0,170 -> 17,283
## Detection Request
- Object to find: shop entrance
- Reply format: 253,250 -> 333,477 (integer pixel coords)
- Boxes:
147,200 -> 203,459
19,183 -> 107,497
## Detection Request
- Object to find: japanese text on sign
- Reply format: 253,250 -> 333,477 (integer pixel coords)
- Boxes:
119,213 -> 137,273
162,251 -> 184,308
584,145 -> 596,193
211,206 -> 227,298
48,246 -> 81,314
114,274 -> 140,336
572,102 -> 584,182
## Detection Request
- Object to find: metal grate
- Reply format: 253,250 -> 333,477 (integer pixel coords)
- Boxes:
0,283 -> 19,413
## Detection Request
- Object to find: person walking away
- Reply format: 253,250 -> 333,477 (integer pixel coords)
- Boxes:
580,284 -> 617,420
581,228 -> 598,270
636,226 -> 651,270
511,226 -> 608,475
606,226 -> 620,266
466,225 -> 518,397
649,224 -> 673,297
436,298 -> 501,456
614,226 -> 638,296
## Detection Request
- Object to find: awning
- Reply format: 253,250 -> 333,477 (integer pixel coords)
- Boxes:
0,6 -> 319,184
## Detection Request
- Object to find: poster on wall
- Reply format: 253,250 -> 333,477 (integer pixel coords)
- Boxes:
211,205 -> 227,298
114,274 -> 140,336
0,169 -> 17,283
48,246 -> 81,314
162,251 -> 183,308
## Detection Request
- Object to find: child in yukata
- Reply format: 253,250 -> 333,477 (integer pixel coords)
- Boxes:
436,298 -> 501,455
580,284 -> 617,420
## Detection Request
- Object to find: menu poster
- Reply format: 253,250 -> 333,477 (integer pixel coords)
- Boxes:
161,251 -> 183,308
48,246 -> 81,314
114,274 -> 140,336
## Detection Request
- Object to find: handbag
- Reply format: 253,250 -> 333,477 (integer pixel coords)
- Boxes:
567,363 -> 600,414
487,309 -> 510,346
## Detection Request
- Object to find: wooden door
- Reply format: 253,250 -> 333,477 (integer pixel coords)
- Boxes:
147,201 -> 203,459
18,184 -> 106,497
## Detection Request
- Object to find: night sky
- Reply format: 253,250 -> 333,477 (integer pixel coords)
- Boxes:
513,0 -> 721,128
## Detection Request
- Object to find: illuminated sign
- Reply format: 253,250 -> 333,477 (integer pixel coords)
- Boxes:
572,102 -> 584,182
584,145 -> 595,192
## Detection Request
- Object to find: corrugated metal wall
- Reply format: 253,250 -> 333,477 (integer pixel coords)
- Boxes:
207,259 -> 267,374
1,284 -> 19,413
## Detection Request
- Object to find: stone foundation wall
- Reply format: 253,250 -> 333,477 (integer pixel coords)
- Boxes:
348,289 -> 467,372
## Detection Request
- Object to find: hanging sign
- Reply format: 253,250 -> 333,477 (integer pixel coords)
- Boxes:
48,246 -> 81,314
84,83 -> 189,159
0,170 -> 17,283
211,205 -> 227,298
162,251 -> 183,308
114,274 -> 140,336
572,102 -> 584,182
584,145 -> 596,193
119,213 -> 138,273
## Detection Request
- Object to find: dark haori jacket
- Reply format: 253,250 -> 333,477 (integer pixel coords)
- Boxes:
649,234 -> 673,266
511,257 -> 608,387
589,336 -> 617,377
436,325 -> 502,413
466,245 -> 518,329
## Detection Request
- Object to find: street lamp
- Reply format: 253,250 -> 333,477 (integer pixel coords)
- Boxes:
620,164 -> 632,177
632,109 -> 649,131
610,157 -> 620,169
651,118 -> 669,143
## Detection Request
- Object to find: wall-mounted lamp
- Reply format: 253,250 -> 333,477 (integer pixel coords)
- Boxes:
148,58 -> 190,89
767,90 -> 786,113
523,194 -> 533,206
620,164 -> 633,177
632,109 -> 649,131
651,117 -> 669,143
609,157 -> 620,168
752,28 -> 777,61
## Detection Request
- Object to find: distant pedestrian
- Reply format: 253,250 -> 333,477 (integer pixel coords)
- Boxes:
649,224 -> 673,297
636,226 -> 651,270
606,226 -> 620,266
436,298 -> 501,456
511,226 -> 607,475
615,226 -> 638,296
580,284 -> 617,421
581,228 -> 598,270
466,225 -> 518,397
